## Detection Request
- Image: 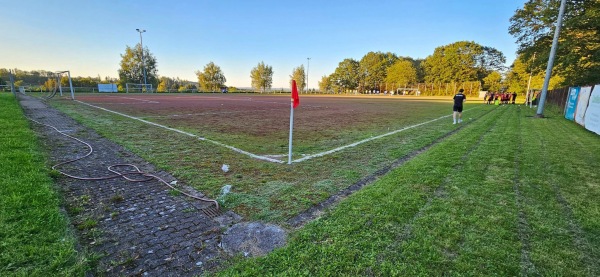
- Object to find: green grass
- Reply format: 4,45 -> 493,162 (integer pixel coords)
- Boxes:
23,93 -> 600,274
0,93 -> 88,276
214,105 -> 600,275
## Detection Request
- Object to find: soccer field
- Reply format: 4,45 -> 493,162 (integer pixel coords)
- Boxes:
41,92 -> 492,221
67,93 -> 485,162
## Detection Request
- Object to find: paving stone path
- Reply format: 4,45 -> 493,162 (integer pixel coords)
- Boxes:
18,94 -> 250,276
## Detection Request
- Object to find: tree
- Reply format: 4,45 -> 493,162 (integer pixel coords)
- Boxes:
422,41 -> 506,83
505,57 -> 529,94
475,47 -> 507,80
385,59 -> 417,92
250,62 -> 273,92
359,52 -> 398,92
157,76 -> 182,92
505,54 -> 564,94
43,78 -> 57,92
331,58 -> 360,93
510,0 -> 600,85
319,75 -> 333,94
413,58 -> 426,83
289,65 -> 306,93
157,77 -> 171,92
118,43 -> 158,88
196,62 -> 226,92
482,71 -> 503,92
178,83 -> 197,92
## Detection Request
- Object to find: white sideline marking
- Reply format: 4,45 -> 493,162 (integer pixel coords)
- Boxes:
143,108 -> 285,118
170,95 -> 324,108
86,102 -> 158,105
110,96 -> 160,103
292,106 -> 478,163
75,100 -> 285,163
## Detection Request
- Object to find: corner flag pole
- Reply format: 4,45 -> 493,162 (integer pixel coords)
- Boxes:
288,80 -> 300,164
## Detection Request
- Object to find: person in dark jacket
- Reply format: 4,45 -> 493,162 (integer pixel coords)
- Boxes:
453,89 -> 466,124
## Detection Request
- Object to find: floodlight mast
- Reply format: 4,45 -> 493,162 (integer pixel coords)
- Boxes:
136,28 -> 148,91
306,57 -> 310,94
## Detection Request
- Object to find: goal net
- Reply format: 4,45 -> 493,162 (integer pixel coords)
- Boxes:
44,70 -> 75,100
126,83 -> 153,93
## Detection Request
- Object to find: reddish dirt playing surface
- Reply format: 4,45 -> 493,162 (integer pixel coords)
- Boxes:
75,93 -> 453,154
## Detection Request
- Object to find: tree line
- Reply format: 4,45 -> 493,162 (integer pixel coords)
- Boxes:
5,1 -> 598,95
506,0 -> 600,92
114,41 -> 507,95
118,0 -> 600,95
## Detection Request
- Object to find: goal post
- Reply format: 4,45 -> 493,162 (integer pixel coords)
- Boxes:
126,83 -> 153,93
54,70 -> 75,100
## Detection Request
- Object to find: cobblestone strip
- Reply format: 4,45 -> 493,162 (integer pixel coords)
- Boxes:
18,95 -> 241,276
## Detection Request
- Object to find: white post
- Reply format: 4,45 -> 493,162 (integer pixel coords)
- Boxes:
288,100 -> 294,164
9,70 -> 16,96
57,74 -> 63,96
526,75 -> 533,108
525,52 -> 536,107
306,57 -> 310,94
67,71 -> 75,100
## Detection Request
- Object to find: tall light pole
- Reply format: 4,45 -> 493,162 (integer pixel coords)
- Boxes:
306,57 -> 310,94
536,0 -> 567,117
136,28 -> 147,91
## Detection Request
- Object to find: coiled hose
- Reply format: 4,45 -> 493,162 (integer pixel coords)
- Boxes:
28,116 -> 219,210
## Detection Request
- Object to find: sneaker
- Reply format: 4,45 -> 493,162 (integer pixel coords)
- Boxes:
453,122 -> 457,124
458,119 -> 463,123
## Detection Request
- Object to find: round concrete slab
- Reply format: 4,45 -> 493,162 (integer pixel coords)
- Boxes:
221,222 -> 287,257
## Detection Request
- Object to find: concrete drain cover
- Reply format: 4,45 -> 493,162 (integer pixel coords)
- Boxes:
221,222 -> 287,257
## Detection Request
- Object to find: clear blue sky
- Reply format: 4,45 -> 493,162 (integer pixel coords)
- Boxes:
1,0 -> 525,89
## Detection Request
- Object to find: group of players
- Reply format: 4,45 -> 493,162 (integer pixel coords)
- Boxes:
484,91 -> 518,105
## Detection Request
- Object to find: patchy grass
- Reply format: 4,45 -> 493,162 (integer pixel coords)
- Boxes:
214,105 -> 600,275
0,93 -> 88,276
47,94 -> 492,222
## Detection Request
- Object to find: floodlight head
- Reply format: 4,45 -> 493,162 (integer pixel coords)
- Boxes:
136,28 -> 146,33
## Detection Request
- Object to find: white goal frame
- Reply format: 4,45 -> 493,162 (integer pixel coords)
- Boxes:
126,83 -> 153,93
54,70 -> 75,100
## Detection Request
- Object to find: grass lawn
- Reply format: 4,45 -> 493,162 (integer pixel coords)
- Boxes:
6,91 -> 599,275
214,105 -> 600,275
0,93 -> 88,276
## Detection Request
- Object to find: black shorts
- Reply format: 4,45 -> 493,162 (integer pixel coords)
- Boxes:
453,105 -> 463,112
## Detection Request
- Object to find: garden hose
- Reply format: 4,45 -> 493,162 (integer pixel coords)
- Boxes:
27,116 -> 219,210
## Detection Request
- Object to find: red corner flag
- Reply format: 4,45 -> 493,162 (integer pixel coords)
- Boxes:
291,80 -> 300,108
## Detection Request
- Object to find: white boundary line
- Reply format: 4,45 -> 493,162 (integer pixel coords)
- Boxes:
292,114 -> 452,163
292,106 -> 479,163
75,99 -> 477,164
75,100 -> 284,163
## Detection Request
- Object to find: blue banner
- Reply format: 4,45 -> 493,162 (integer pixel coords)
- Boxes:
565,87 -> 580,120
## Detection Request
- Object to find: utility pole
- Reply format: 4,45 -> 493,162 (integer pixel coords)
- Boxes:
136,28 -> 148,92
306,57 -> 310,94
536,0 -> 567,117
